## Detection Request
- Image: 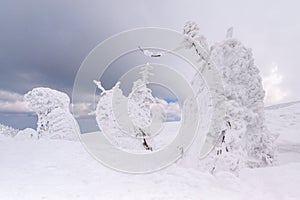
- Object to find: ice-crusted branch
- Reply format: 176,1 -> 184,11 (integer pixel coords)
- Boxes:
138,46 -> 163,58
93,80 -> 106,93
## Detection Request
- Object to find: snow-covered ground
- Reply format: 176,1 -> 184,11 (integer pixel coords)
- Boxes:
265,101 -> 300,165
0,102 -> 300,200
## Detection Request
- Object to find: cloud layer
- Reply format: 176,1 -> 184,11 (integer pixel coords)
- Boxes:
0,90 -> 30,113
1,0 -> 300,128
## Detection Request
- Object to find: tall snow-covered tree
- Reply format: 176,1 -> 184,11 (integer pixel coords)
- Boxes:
208,30 -> 276,171
183,22 -> 276,173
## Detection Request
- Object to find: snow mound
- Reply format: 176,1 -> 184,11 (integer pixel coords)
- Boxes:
15,128 -> 38,140
24,87 -> 79,141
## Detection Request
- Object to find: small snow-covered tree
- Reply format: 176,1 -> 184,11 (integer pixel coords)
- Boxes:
94,81 -> 126,144
24,88 -> 79,141
128,63 -> 156,132
94,64 -> 164,151
128,63 -> 164,150
0,124 -> 19,138
94,81 -> 150,151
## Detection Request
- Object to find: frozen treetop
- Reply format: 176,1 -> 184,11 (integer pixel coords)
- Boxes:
24,87 -> 70,113
139,63 -> 154,83
226,27 -> 234,38
183,21 -> 210,60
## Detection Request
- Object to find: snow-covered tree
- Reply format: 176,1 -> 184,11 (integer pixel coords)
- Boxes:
94,81 -> 149,151
0,124 -> 19,138
94,81 -> 126,143
184,22 -> 276,173
128,64 -> 164,141
24,87 -> 79,141
94,64 -> 164,151
128,63 -> 155,132
208,31 -> 276,171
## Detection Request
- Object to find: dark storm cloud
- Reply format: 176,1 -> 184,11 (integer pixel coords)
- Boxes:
0,0 -> 177,96
0,0 -> 130,95
1,0 -> 300,102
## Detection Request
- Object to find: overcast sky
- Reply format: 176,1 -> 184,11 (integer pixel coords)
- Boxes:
1,0 -> 300,129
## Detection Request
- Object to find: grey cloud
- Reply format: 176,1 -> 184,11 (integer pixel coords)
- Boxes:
1,0 -> 300,129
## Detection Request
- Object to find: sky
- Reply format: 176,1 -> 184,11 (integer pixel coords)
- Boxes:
0,0 -> 300,129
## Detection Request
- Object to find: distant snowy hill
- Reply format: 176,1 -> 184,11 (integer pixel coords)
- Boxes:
0,101 -> 299,199
265,100 -> 300,110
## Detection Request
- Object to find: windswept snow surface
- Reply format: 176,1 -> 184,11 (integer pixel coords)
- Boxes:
265,101 -> 300,165
0,102 -> 300,200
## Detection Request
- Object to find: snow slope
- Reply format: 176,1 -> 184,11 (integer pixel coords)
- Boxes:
265,101 -> 300,165
0,102 -> 299,200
